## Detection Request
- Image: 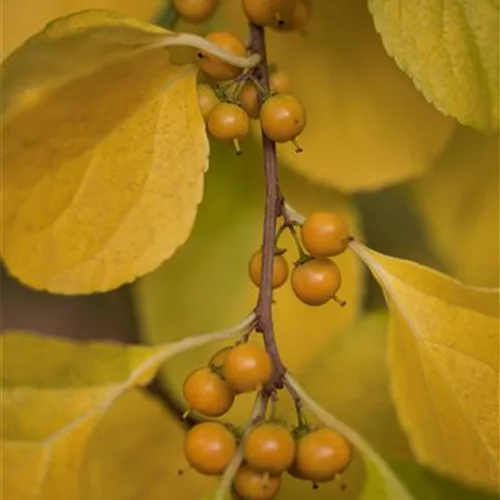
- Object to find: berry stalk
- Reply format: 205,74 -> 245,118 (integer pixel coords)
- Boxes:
249,23 -> 286,389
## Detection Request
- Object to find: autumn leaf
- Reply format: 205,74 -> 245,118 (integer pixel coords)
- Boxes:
350,242 -> 500,490
4,328 -> 493,500
295,312 -> 411,458
79,390 -> 215,500
0,0 -> 165,59
275,312 -> 410,500
134,139 -> 365,421
368,0 -> 499,131
218,0 -> 454,191
0,10 -> 211,294
388,459 -> 499,500
1,322 -> 252,500
287,375 -> 497,500
411,127 -> 499,287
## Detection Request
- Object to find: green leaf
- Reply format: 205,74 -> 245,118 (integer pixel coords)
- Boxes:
368,0 -> 499,130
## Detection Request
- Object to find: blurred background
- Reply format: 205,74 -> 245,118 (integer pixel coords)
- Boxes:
1,1 -> 498,498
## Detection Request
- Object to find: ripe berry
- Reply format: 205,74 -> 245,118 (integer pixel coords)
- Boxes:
260,93 -> 306,143
269,71 -> 293,94
199,31 -> 246,81
207,102 -> 250,153
239,81 -> 261,119
233,464 -> 281,499
173,0 -> 219,23
242,0 -> 297,27
293,428 -> 352,482
248,250 -> 289,289
243,423 -> 296,474
274,0 -> 311,31
291,258 -> 341,306
197,84 -> 220,121
183,367 -> 234,417
223,342 -> 273,393
301,211 -> 350,257
209,346 -> 233,368
184,422 -> 237,475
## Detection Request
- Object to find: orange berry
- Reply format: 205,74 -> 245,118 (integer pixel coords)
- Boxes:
183,367 -> 234,417
293,428 -> 352,482
269,71 -> 293,94
199,31 -> 246,80
273,0 -> 311,31
300,211 -> 350,257
207,102 -> 250,151
242,0 -> 297,27
244,423 -> 296,473
239,81 -> 261,118
260,93 -> 306,143
209,346 -> 233,368
197,84 -> 220,121
223,343 -> 273,393
184,422 -> 237,475
248,250 -> 289,289
173,0 -> 219,23
291,258 -> 341,306
233,464 -> 281,499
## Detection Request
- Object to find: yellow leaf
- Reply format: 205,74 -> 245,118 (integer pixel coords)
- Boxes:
368,0 -> 499,131
134,139 -> 364,418
80,390 -> 215,500
1,326 -> 246,500
1,10 -> 209,293
297,312 -> 411,458
277,312 -> 412,500
350,242 -> 500,489
412,127 -> 499,287
1,0 -> 165,59
219,0 -> 454,191
287,374 -> 415,499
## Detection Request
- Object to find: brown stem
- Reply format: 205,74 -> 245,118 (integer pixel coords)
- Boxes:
249,24 -> 286,389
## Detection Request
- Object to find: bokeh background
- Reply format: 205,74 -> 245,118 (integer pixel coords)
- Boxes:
1,1 -> 498,498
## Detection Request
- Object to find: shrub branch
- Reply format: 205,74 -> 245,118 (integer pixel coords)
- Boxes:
249,23 -> 286,390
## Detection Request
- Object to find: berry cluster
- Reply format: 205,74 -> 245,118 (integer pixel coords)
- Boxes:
184,384 -> 351,499
192,1 -> 311,154
183,343 -> 272,418
197,70 -> 306,154
184,418 -> 351,499
174,0 -> 311,30
173,2 -> 354,498
250,211 -> 350,306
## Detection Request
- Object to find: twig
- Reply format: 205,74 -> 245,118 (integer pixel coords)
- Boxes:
249,23 -> 286,390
